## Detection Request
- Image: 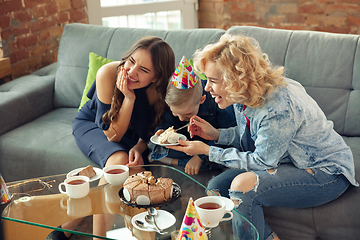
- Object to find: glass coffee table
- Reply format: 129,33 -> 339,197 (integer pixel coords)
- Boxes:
1,165 -> 259,240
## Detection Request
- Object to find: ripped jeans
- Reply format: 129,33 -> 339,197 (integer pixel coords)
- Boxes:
207,163 -> 350,240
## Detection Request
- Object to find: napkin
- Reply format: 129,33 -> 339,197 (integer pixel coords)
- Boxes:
177,197 -> 207,240
0,174 -> 11,204
171,56 -> 199,89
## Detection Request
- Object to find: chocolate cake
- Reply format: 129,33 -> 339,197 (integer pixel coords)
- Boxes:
123,171 -> 173,205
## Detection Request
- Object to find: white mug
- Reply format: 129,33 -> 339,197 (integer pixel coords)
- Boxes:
58,176 -> 90,199
194,196 -> 233,228
103,165 -> 129,186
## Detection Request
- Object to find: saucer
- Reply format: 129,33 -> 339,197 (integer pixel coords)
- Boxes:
218,196 -> 235,211
67,167 -> 103,182
131,210 -> 176,232
150,134 -> 187,146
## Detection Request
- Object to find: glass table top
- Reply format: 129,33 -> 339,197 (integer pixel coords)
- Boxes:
1,165 -> 259,240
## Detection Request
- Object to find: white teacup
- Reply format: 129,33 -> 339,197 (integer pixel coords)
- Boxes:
60,195 -> 92,218
194,196 -> 233,228
58,176 -> 90,199
103,165 -> 129,186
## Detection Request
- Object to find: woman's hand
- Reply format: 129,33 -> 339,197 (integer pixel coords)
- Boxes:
188,116 -> 220,140
127,140 -> 146,166
167,140 -> 210,156
117,67 -> 135,101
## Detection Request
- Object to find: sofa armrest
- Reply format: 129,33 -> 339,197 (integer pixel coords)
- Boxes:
0,64 -> 57,135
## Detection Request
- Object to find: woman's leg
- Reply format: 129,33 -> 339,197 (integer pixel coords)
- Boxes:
207,168 -> 247,197
229,163 -> 350,240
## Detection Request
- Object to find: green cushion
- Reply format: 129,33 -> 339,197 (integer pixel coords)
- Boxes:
78,52 -> 114,110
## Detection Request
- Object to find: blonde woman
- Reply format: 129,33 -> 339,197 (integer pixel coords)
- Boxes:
168,35 -> 357,240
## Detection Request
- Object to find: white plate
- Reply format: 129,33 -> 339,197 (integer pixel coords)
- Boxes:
131,210 -> 176,232
150,133 -> 187,146
219,196 -> 235,211
67,167 -> 103,182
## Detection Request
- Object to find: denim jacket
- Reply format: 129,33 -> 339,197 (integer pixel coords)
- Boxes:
149,80 -> 237,165
209,78 -> 358,186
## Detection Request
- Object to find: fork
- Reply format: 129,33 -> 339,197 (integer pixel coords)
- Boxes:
175,122 -> 194,132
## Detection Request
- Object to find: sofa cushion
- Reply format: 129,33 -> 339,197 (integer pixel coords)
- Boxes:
55,24 -> 117,108
79,52 -> 114,110
0,108 -> 97,182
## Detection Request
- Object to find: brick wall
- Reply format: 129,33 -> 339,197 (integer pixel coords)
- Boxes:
0,0 -> 88,79
198,0 -> 360,34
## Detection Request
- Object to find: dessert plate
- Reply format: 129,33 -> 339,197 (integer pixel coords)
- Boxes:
132,210 -> 176,232
150,134 -> 187,146
119,182 -> 181,209
67,167 -> 103,182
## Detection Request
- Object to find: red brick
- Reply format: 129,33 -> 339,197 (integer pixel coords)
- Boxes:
11,61 -> 27,79
0,14 -> 11,29
23,0 -> 48,8
31,5 -> 47,18
29,44 -> 48,57
231,13 -> 257,23
50,26 -> 63,39
10,24 -> 31,37
348,16 -> 360,26
314,25 -> 351,34
27,57 -> 42,73
69,8 -> 87,22
13,9 -> 32,23
15,34 -> 38,48
326,4 -> 360,15
0,0 -> 23,16
38,29 -> 51,42
10,49 -> 29,64
299,3 -> 325,14
71,0 -> 86,9
57,11 -> 70,23
30,16 -> 56,33
41,52 -> 56,66
58,0 -> 72,12
45,2 -> 58,16
287,14 -> 306,24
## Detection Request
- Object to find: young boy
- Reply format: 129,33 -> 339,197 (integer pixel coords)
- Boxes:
149,56 -> 236,175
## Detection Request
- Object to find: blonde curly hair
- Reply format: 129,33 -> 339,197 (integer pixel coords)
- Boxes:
193,34 -> 285,108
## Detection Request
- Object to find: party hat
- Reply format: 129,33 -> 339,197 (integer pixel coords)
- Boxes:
177,197 -> 207,240
0,174 -> 11,204
171,56 -> 199,89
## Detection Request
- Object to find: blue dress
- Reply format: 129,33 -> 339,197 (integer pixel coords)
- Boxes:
73,81 -> 154,167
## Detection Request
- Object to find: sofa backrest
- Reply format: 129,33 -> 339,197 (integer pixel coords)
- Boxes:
55,23 -> 359,137
227,26 -> 360,137
54,23 -> 225,109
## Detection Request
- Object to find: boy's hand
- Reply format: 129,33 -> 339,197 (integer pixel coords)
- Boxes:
155,129 -> 164,136
188,116 -> 220,140
167,140 -> 210,156
184,155 -> 202,175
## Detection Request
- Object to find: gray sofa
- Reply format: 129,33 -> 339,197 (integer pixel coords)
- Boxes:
0,23 -> 359,239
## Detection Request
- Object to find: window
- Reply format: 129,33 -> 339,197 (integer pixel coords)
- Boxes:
87,0 -> 198,30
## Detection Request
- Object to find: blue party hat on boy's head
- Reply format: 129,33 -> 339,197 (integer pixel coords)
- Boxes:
171,56 -> 199,89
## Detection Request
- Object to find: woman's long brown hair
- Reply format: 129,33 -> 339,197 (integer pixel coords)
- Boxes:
102,36 -> 175,133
